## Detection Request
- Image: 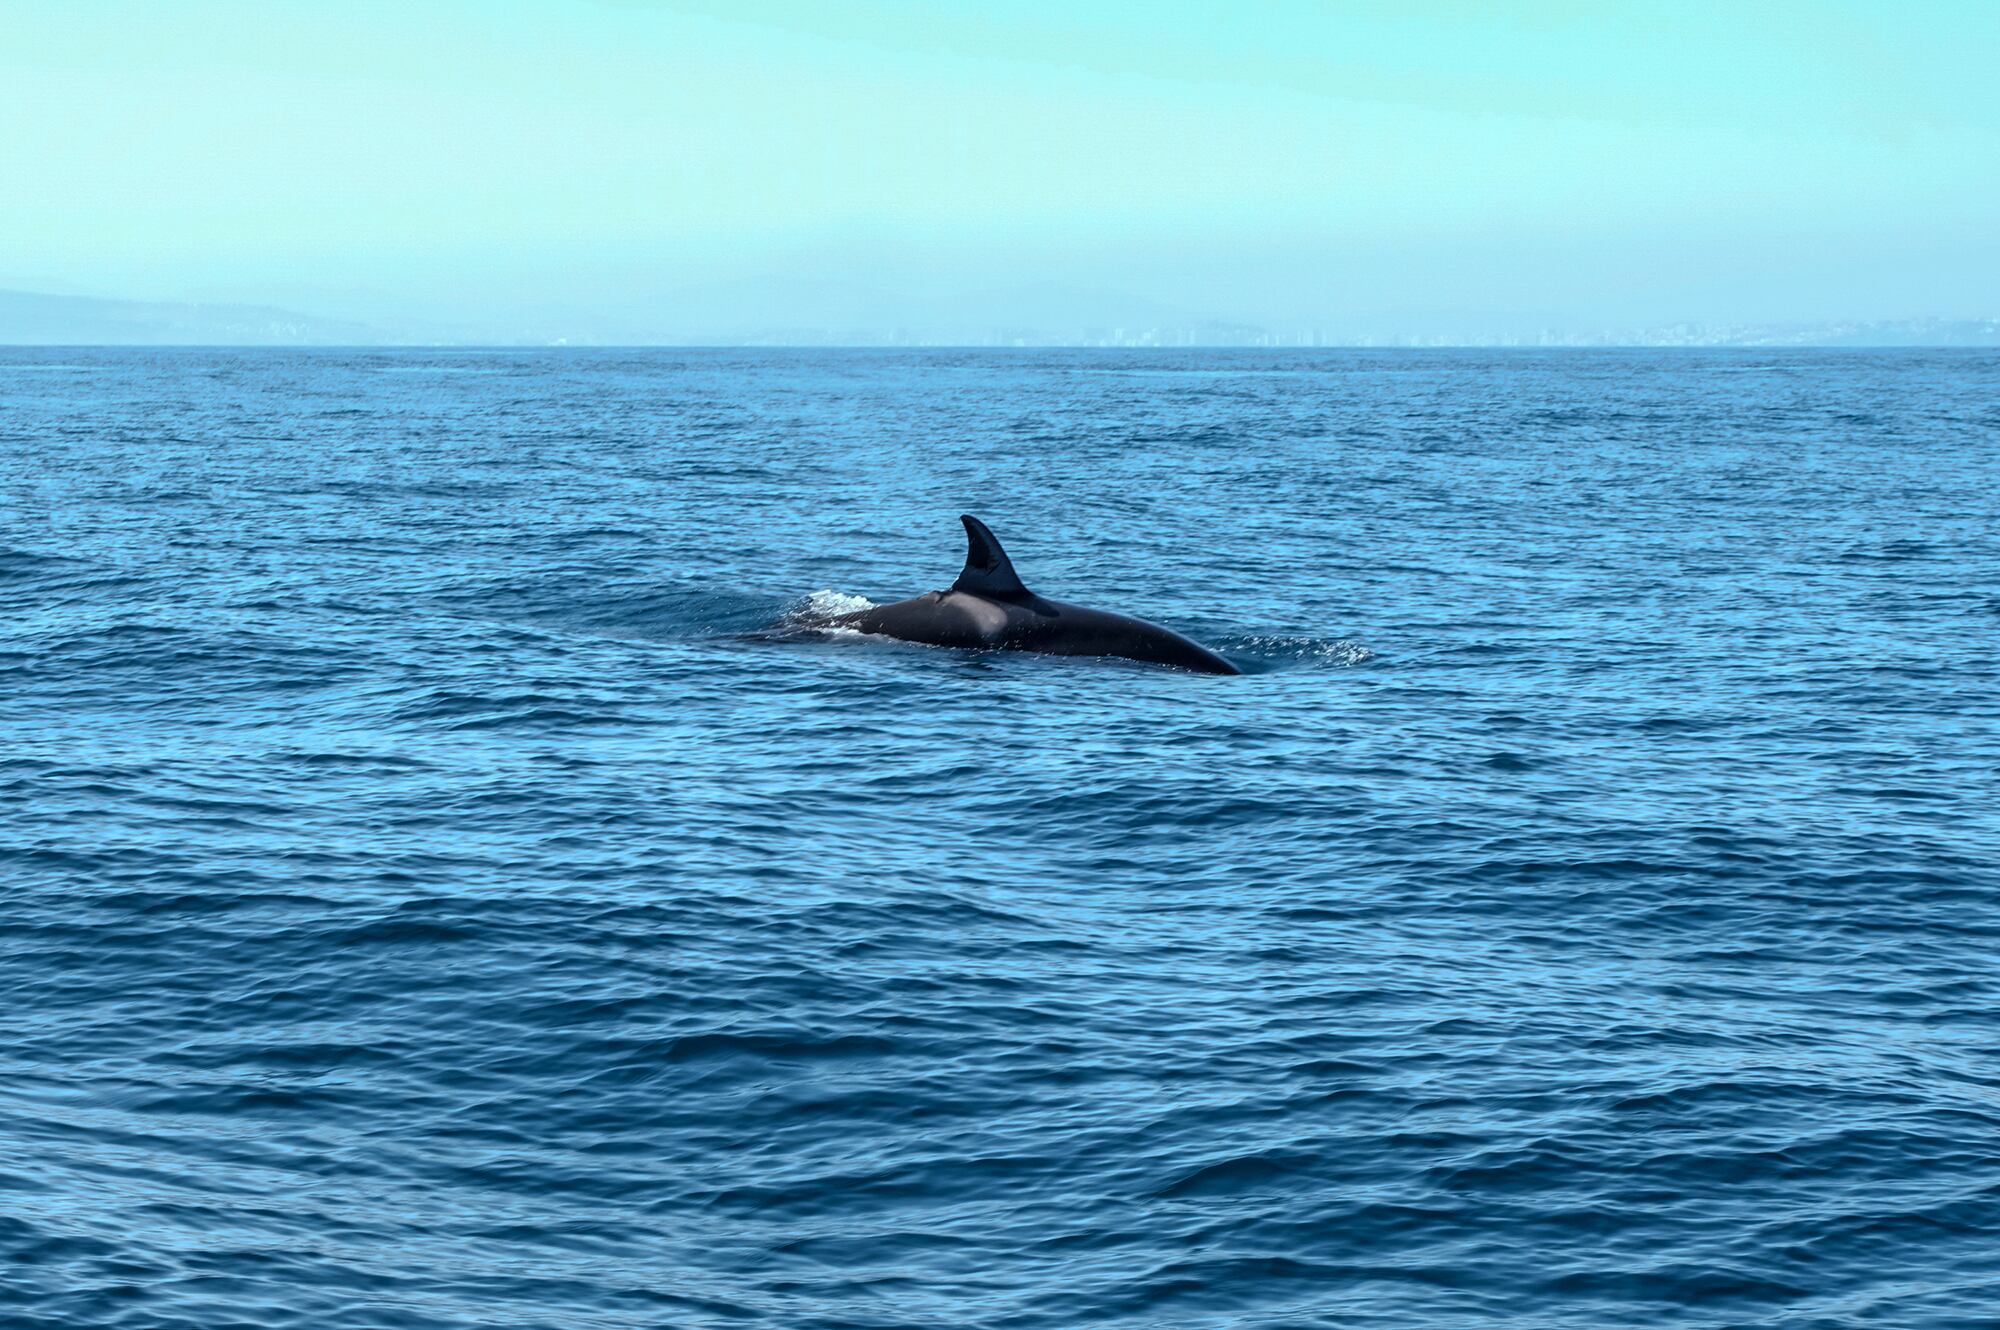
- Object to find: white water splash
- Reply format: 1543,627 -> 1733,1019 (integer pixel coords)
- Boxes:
1237,635 -> 1375,667
783,589 -> 876,628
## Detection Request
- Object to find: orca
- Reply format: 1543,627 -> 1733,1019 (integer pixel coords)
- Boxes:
831,515 -> 1240,675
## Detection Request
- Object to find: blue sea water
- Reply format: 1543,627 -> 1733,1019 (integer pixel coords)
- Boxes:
3,346 -> 1998,1328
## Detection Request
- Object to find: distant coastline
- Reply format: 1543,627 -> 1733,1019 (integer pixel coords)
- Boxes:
3,287 -> 1996,349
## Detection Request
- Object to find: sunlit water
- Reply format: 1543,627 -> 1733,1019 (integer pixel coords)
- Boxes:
3,348 -> 1997,1328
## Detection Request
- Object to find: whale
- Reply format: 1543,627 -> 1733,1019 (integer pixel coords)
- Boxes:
830,515 -> 1240,675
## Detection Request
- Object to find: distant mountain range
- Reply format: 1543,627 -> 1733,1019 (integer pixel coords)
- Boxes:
2,286 -> 1995,348
0,288 -> 382,345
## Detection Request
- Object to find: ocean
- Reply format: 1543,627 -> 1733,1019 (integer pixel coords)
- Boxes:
3,347 -> 1997,1328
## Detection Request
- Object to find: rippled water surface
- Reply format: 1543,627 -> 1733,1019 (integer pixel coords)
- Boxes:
4,348 -> 1999,1328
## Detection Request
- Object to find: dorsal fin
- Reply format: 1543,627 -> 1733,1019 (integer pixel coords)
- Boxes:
951,514 -> 1030,598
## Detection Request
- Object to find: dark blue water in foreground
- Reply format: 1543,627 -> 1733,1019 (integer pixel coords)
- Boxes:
4,348 -> 1999,1328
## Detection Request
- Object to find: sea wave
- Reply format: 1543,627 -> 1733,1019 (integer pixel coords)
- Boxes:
5,346 -> 1996,1330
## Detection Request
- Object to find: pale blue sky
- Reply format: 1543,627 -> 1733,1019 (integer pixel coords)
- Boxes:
4,1 -> 1995,337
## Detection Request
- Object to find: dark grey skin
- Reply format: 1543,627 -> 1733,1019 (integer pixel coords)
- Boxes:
833,515 -> 1240,675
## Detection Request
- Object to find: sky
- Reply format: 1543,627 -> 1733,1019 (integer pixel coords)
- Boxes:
3,0 -> 1996,340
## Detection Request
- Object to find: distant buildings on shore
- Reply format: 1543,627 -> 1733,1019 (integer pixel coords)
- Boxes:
729,318 -> 2000,349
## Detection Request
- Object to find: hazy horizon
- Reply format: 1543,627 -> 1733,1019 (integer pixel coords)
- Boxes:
4,2 -> 1996,343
